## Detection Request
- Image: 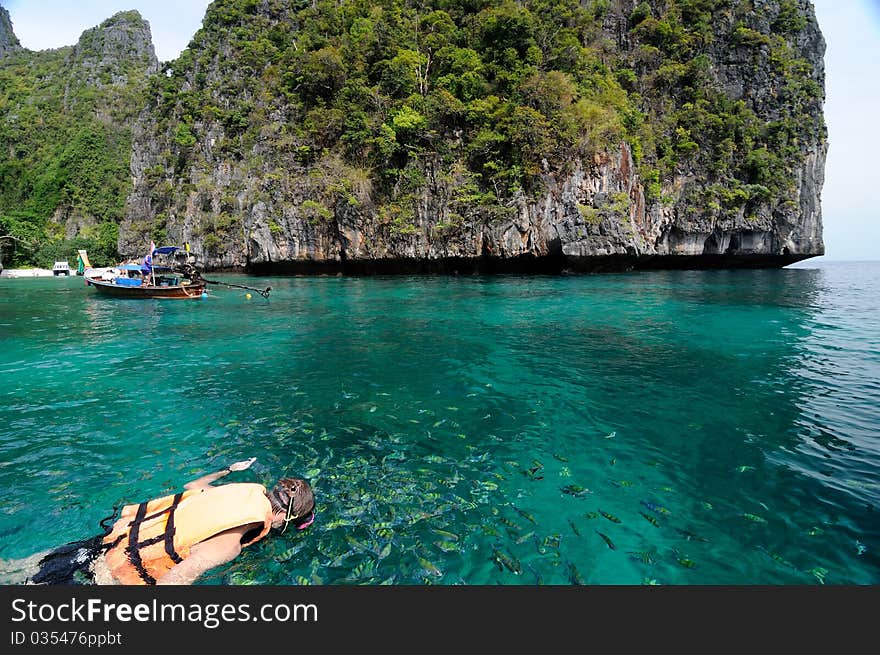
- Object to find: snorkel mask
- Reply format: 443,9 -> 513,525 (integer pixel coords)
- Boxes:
281,497 -> 315,534
271,477 -> 316,534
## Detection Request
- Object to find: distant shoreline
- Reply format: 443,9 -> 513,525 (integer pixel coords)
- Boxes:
0,260 -> 872,279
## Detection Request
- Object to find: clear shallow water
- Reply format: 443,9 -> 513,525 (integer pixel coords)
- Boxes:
0,262 -> 877,585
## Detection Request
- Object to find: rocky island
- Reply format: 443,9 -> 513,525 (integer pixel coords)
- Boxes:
1,0 -> 826,273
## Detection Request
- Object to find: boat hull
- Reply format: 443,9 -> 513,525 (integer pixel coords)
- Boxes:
85,276 -> 207,299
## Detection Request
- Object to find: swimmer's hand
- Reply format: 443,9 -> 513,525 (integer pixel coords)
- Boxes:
185,458 -> 256,490
228,457 -> 256,472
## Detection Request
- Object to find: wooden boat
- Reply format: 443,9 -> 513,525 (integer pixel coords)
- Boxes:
84,271 -> 207,299
84,244 -> 271,299
84,246 -> 207,299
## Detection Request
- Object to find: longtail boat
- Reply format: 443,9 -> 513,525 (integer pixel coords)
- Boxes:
83,244 -> 271,299
84,245 -> 207,299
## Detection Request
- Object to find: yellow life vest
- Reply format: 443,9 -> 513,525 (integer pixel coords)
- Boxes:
101,483 -> 273,585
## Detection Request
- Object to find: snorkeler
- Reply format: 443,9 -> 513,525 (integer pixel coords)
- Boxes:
23,458 -> 315,585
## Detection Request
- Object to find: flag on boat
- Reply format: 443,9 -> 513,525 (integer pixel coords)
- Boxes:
76,250 -> 90,275
144,241 -> 156,271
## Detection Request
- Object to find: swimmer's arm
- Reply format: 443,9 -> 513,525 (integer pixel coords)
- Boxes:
183,458 -> 256,490
155,527 -> 250,586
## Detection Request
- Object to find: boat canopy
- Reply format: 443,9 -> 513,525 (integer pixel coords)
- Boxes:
152,246 -> 180,255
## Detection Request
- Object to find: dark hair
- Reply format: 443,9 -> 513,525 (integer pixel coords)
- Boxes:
269,477 -> 315,528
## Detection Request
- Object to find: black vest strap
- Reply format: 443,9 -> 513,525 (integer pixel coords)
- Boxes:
140,502 -> 178,524
100,533 -> 125,553
163,493 -> 184,564
125,502 -> 157,585
122,493 -> 187,584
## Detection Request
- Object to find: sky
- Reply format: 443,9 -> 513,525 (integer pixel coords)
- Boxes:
3,0 -> 211,62
2,0 -> 878,261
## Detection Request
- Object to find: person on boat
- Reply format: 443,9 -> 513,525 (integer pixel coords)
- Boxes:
20,458 -> 315,585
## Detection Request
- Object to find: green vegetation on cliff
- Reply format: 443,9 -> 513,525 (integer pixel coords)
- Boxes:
137,0 -> 823,247
0,11 -> 154,267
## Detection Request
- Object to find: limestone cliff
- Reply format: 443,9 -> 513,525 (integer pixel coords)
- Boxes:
65,11 -> 159,90
0,6 -> 20,58
112,0 -> 822,272
0,9 -> 158,267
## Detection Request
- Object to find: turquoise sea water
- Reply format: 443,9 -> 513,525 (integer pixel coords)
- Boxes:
0,262 -> 878,585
